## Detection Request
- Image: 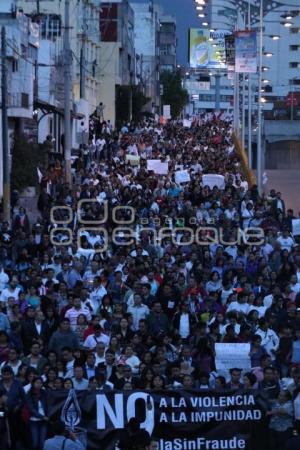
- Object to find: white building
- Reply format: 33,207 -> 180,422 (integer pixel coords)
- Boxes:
18,0 -> 103,148
203,0 -> 300,114
0,1 -> 38,197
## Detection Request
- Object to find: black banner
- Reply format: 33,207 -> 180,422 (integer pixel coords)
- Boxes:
47,389 -> 268,450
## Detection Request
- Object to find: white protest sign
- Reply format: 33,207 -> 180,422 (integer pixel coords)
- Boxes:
183,119 -> 192,128
215,343 -> 251,371
147,160 -> 169,175
175,170 -> 191,184
292,219 -> 300,236
202,174 -> 225,190
125,155 -> 140,166
163,105 -> 171,119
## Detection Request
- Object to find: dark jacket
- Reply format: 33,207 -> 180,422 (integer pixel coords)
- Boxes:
26,388 -> 48,419
0,379 -> 25,412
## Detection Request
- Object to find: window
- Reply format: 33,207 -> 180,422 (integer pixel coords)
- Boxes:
290,45 -> 300,51
41,14 -> 61,40
12,59 -> 18,72
290,79 -> 300,86
290,27 -> 300,34
289,62 -> 300,68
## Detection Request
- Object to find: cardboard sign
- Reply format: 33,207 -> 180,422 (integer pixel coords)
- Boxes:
183,119 -> 192,128
202,174 -> 225,190
163,105 -> 171,119
215,343 -> 251,371
147,160 -> 169,175
292,219 -> 300,236
125,155 -> 140,166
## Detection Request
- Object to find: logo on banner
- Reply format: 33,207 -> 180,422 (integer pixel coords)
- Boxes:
61,389 -> 82,430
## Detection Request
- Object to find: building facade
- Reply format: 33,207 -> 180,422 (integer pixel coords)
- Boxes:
18,0 -> 102,148
0,1 -> 39,197
159,14 -> 177,72
99,0 -> 135,126
131,1 -> 160,114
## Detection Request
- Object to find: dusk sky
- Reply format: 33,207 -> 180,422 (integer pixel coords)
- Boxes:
133,0 -> 200,65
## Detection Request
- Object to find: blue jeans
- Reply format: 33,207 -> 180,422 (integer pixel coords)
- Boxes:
30,421 -> 48,450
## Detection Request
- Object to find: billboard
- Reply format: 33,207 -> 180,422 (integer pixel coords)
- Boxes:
189,29 -> 231,69
235,30 -> 257,73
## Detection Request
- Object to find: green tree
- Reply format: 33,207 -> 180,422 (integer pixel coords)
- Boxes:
11,134 -> 42,191
160,70 -> 189,119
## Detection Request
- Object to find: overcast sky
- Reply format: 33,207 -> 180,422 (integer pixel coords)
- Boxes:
133,0 -> 200,65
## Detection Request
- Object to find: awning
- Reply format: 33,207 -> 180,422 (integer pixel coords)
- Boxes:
34,99 -> 85,120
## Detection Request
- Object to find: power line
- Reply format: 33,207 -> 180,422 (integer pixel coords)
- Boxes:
5,40 -> 58,67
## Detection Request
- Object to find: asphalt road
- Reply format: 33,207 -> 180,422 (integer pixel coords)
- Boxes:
264,170 -> 300,215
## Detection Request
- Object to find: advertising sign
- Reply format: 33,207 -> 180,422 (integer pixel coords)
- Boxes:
235,31 -> 257,73
189,29 -> 230,69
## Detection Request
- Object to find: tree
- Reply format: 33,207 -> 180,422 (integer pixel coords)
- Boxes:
132,86 -> 150,122
11,134 -> 42,191
160,70 -> 189,119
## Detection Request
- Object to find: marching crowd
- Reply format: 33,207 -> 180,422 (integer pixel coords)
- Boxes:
0,113 -> 300,450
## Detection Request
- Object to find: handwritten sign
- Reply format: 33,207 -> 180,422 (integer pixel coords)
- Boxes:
292,219 -> 300,236
147,160 -> 168,175
202,174 -> 225,190
125,155 -> 140,166
215,343 -> 251,371
183,119 -> 192,128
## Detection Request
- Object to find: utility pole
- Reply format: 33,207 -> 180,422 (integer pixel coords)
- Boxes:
80,0 -> 87,99
247,0 -> 252,168
257,0 -> 263,193
64,0 -> 72,186
1,27 -> 10,223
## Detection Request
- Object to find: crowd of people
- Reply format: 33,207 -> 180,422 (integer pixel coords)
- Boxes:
0,112 -> 300,450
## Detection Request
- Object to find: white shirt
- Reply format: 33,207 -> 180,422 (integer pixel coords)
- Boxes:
94,354 -> 105,366
124,355 -> 140,374
0,286 -> 21,303
179,314 -> 190,338
276,236 -> 294,252
0,270 -> 9,293
248,305 -> 267,318
35,322 -> 42,335
220,323 -> 240,336
83,333 -> 110,350
65,359 -> 75,378
290,282 -> 300,294
227,301 -> 250,315
263,294 -> 273,309
256,327 -> 279,360
127,303 -> 149,331
294,392 -> 300,420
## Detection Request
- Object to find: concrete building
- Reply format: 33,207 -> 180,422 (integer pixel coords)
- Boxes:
159,14 -> 177,72
131,1 -> 160,114
0,1 -> 38,197
18,0 -> 102,148
99,0 -> 135,126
